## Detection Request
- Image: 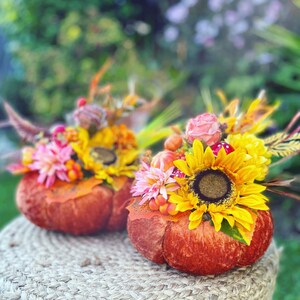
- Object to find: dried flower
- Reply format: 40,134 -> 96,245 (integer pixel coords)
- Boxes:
73,104 -> 107,130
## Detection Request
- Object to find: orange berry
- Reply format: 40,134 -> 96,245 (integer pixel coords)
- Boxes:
155,195 -> 167,206
65,160 -> 74,169
68,170 -> 77,181
149,199 -> 159,211
167,203 -> 178,216
159,203 -> 169,215
73,162 -> 82,172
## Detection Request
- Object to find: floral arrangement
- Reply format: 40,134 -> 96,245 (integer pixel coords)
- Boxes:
127,93 -> 300,275
5,61 -> 179,235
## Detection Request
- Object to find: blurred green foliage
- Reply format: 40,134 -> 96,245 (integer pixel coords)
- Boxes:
0,173 -> 20,226
274,239 -> 300,300
0,0 -> 178,122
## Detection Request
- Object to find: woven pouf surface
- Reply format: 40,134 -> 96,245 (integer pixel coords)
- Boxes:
0,216 -> 280,300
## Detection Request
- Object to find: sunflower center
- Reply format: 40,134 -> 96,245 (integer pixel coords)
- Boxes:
90,147 -> 117,165
192,169 -> 232,204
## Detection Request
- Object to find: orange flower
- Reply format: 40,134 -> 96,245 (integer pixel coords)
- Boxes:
112,124 -> 137,150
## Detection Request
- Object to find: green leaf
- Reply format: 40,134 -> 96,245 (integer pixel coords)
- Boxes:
219,220 -> 248,245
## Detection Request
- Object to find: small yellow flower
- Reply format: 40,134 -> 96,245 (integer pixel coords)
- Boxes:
226,133 -> 272,180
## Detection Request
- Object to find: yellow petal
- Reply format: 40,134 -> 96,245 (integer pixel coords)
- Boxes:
214,146 -> 227,166
203,146 -> 215,167
233,218 -> 252,231
173,159 -> 192,176
235,223 -> 251,245
193,139 -> 204,163
237,195 -> 269,210
189,208 -> 205,221
236,165 -> 259,183
223,150 -> 245,172
240,183 -> 266,195
168,194 -> 183,204
185,153 -> 197,171
210,212 -> 223,232
189,219 -> 202,230
227,206 -> 254,224
223,215 -> 235,227
177,202 -> 194,212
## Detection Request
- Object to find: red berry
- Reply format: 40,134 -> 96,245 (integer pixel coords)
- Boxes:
211,142 -> 234,156
77,97 -> 87,107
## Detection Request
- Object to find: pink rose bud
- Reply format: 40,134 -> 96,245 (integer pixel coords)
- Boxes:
151,150 -> 177,171
185,113 -> 222,146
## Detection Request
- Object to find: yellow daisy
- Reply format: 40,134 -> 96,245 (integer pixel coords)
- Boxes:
226,133 -> 272,180
169,139 -> 269,245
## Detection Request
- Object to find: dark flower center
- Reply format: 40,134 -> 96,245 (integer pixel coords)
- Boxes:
90,147 -> 116,165
192,169 -> 233,204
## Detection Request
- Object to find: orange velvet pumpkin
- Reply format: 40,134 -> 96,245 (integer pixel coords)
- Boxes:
16,172 -> 132,235
127,198 -> 273,275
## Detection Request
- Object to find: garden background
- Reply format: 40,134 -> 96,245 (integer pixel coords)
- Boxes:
0,1 -> 299,299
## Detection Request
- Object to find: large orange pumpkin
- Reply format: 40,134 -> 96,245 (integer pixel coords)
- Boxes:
16,172 -> 132,235
127,198 -> 273,275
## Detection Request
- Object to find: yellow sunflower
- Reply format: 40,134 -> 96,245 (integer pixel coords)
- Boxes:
71,127 -> 139,185
169,139 -> 269,245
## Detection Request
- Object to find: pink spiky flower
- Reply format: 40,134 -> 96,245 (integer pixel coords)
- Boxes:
29,142 -> 73,188
131,162 -> 179,205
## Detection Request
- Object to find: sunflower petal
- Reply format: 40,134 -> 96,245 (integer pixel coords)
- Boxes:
210,212 -> 224,232
237,165 -> 260,183
189,208 -> 205,221
204,146 -> 215,167
192,139 -> 204,163
214,146 -> 227,166
227,206 -> 254,224
240,183 -> 266,195
237,195 -> 269,210
173,159 -> 192,176
185,153 -> 197,170
223,215 -> 235,227
177,202 -> 194,212
189,219 -> 202,230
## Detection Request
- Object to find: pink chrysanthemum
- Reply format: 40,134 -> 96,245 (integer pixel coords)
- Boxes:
29,142 -> 73,188
131,162 -> 179,205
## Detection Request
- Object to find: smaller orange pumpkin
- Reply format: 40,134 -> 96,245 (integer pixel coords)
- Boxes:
17,172 -> 132,235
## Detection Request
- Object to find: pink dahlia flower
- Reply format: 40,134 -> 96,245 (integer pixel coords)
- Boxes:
131,162 -> 179,205
29,142 -> 73,188
185,113 -> 222,146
